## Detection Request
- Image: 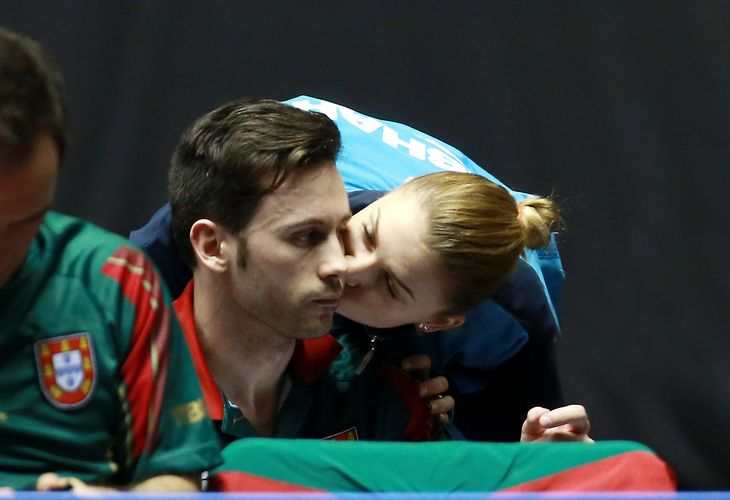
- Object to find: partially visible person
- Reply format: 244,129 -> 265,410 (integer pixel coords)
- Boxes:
0,27 -> 221,492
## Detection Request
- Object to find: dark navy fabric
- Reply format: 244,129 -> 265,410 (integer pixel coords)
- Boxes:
129,204 -> 191,298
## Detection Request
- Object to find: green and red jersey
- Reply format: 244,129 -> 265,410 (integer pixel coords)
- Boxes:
0,212 -> 221,490
174,280 -> 433,443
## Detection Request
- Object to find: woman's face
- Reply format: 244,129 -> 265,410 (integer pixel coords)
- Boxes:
337,187 -> 448,328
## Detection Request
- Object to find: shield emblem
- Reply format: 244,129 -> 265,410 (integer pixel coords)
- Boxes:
35,333 -> 96,409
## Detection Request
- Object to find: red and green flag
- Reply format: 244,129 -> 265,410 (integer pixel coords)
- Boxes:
211,439 -> 675,493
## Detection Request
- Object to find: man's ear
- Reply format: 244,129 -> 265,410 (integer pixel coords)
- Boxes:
416,314 -> 465,334
190,219 -> 228,273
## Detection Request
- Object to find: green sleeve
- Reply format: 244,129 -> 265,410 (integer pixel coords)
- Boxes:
95,244 -> 222,483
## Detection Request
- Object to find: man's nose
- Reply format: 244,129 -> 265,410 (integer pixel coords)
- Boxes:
344,252 -> 378,287
317,233 -> 348,282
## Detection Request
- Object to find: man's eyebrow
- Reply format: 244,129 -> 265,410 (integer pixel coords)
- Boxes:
283,217 -> 327,229
282,212 -> 352,231
372,207 -> 415,301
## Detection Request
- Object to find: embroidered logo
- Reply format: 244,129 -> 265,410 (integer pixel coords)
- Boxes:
322,426 -> 359,441
34,333 -> 97,409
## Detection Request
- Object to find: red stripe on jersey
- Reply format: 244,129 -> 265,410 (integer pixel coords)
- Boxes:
101,246 -> 171,460
376,364 -> 432,441
173,281 -> 224,420
502,450 -> 676,492
210,471 -> 324,493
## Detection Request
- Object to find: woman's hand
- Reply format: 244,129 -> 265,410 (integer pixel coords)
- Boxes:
520,404 -> 594,443
401,354 -> 454,424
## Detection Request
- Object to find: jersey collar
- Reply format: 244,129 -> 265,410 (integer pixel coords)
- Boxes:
173,280 -> 342,421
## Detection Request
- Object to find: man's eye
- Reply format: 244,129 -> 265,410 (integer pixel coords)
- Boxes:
292,230 -> 326,246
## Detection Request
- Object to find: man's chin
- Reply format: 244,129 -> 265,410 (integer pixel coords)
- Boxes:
296,315 -> 335,339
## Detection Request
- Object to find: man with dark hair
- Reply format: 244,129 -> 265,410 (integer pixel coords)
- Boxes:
161,98 -> 434,441
169,98 -> 343,270
0,27 -> 221,491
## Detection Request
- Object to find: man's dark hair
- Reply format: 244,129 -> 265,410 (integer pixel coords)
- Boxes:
0,27 -> 67,159
169,98 -> 341,267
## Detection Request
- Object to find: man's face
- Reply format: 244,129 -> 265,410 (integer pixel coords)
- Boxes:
0,132 -> 58,288
224,161 -> 351,339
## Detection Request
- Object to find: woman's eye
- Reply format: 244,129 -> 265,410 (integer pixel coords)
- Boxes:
384,276 -> 398,300
362,223 -> 375,248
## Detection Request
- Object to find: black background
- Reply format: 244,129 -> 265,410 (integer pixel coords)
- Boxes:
3,1 -> 729,489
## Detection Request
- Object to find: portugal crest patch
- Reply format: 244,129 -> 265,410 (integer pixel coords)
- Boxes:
34,333 -> 96,409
